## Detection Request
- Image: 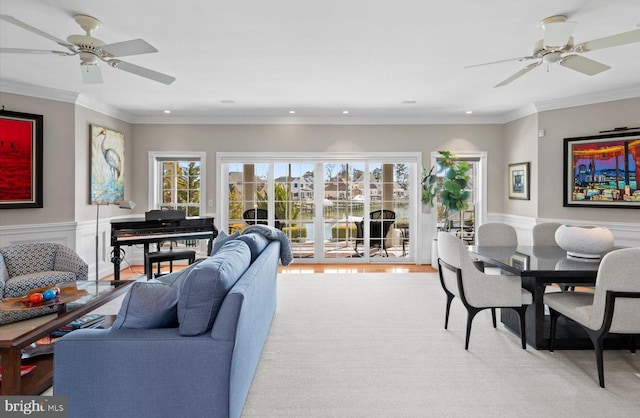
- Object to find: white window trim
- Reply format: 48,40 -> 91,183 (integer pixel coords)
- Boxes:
429,151 -> 488,231
217,151 -> 422,261
148,151 -> 207,215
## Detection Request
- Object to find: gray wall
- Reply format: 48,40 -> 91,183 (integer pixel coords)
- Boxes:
536,97 -> 640,223
0,92 -> 75,225
131,123 -> 505,214
2,90 -> 638,231
503,113 -> 538,218
75,105 -> 135,222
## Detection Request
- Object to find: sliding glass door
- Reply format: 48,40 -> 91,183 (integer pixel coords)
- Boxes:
219,153 -> 420,263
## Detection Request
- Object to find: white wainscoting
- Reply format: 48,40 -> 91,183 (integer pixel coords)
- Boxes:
0,222 -> 78,248
4,216 -> 638,272
425,213 -> 640,265
75,217 -> 146,280
489,214 -> 640,249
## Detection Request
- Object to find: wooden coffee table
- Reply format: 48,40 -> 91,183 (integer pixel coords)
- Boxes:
0,280 -> 133,395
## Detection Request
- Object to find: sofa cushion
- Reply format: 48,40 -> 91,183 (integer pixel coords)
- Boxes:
210,230 -> 239,256
3,271 -> 76,298
112,282 -> 179,329
237,232 -> 270,262
178,239 -> 251,336
0,243 -> 57,278
154,258 -> 204,290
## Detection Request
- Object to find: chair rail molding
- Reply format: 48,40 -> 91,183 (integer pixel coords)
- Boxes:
0,221 -> 77,248
488,214 -> 640,248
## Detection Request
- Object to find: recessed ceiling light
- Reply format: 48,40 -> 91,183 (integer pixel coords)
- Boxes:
342,110 -> 349,114
289,110 -> 296,114
402,100 -> 417,104
163,110 -> 171,114
220,100 -> 236,104
466,110 -> 473,114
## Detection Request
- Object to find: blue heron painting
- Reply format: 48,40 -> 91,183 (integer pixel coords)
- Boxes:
91,125 -> 124,204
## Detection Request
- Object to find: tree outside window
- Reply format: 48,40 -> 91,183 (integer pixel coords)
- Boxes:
162,161 -> 201,216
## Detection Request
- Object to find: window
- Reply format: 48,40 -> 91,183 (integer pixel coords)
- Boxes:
149,152 -> 206,216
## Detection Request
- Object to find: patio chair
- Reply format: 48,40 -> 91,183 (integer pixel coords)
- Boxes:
242,208 -> 283,230
544,247 -> 640,388
353,209 -> 395,256
437,231 -> 531,350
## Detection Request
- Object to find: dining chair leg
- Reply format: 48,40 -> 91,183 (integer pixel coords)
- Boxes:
586,330 -> 607,389
514,306 -> 527,350
491,308 -> 497,328
444,292 -> 454,329
631,335 -> 637,354
464,308 -> 480,350
548,308 -> 560,352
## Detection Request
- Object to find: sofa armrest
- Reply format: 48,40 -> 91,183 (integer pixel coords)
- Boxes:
54,328 -> 235,418
54,245 -> 89,280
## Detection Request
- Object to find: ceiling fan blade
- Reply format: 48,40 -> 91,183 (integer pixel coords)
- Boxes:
81,64 -> 103,83
574,28 -> 640,52
0,47 -> 72,55
0,14 -> 74,49
494,62 -> 540,87
109,60 -> 175,85
101,39 -> 158,57
465,56 -> 535,68
559,54 -> 610,75
543,21 -> 576,48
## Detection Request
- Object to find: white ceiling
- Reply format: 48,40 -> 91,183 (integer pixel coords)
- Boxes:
1,0 -> 639,124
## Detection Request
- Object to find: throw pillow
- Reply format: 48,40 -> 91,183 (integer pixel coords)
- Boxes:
112,282 -> 179,329
154,258 -> 205,290
177,239 -> 251,336
210,230 -> 239,256
236,232 -> 270,262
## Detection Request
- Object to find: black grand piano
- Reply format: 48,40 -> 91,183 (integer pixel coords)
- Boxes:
110,210 -> 217,280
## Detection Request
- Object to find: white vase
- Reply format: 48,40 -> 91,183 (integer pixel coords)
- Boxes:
554,225 -> 614,259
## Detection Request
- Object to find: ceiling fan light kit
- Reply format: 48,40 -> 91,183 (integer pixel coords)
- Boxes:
465,15 -> 640,87
0,13 -> 175,85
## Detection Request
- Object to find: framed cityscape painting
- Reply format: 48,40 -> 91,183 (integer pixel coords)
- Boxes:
90,125 -> 125,204
508,162 -> 530,200
0,110 -> 43,209
563,130 -> 640,208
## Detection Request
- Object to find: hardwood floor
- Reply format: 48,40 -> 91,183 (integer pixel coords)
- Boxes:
108,263 -> 436,280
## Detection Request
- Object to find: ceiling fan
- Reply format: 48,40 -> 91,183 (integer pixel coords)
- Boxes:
0,14 -> 175,85
466,15 -> 640,87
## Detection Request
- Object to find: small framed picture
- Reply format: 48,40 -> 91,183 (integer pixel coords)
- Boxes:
508,162 -> 530,200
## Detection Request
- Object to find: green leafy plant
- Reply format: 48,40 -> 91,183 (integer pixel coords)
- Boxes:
421,150 -> 471,231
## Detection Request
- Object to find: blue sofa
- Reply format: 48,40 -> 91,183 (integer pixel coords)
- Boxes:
54,230 -> 286,418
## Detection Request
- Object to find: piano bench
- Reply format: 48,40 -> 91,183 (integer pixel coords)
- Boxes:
145,250 -> 197,280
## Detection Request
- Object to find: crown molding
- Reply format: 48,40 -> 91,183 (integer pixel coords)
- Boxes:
534,86 -> 640,113
74,95 -> 134,123
0,79 -> 79,104
2,79 -> 639,125
128,114 -> 506,125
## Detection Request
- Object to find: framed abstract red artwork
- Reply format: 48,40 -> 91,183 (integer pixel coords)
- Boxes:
0,110 -> 43,209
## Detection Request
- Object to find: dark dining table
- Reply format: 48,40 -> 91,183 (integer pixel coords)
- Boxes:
468,245 -> 633,350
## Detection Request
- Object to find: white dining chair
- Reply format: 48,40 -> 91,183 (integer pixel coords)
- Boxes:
477,223 -> 518,247
476,223 -> 518,274
532,222 -> 562,246
437,231 -> 532,350
544,247 -> 640,388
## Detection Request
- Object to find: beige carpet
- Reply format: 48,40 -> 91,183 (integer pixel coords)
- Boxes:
242,273 -> 640,417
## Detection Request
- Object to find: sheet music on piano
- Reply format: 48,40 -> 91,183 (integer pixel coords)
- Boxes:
110,213 -> 217,280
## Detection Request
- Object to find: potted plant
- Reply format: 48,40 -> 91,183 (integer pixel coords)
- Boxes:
422,151 -> 472,263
